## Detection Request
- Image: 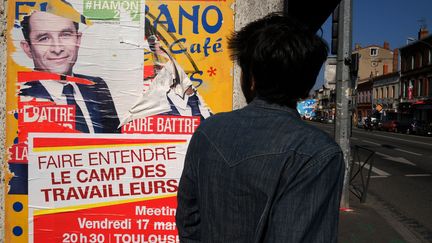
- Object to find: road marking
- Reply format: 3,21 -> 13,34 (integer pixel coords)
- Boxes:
308,122 -> 432,149
370,175 -> 389,178
375,152 -> 416,166
362,140 -> 381,146
351,137 -> 359,140
405,174 -> 431,177
394,148 -> 422,156
352,129 -> 432,147
355,162 -> 390,176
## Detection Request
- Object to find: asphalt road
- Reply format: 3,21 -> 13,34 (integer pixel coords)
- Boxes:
307,121 -> 432,240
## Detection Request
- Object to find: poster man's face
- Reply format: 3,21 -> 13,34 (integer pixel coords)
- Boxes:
20,11 -> 82,75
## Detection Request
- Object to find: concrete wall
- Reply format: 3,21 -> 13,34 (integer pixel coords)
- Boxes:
1,0 -> 8,240
232,0 -> 284,109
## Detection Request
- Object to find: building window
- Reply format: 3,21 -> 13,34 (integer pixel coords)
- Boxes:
370,48 -> 378,56
386,87 -> 389,98
402,82 -> 406,98
392,85 -> 395,98
428,78 -> 432,96
380,87 -> 384,99
419,53 -> 423,67
429,50 -> 432,64
418,79 -> 423,97
409,80 -> 414,99
411,56 -> 415,69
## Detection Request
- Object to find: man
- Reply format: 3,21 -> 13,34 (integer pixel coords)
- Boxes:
19,11 -> 120,133
120,22 -> 211,126
176,13 -> 345,242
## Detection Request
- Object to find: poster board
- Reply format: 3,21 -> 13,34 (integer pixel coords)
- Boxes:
4,0 -> 234,242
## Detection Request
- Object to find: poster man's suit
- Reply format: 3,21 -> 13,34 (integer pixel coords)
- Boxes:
20,73 -> 120,133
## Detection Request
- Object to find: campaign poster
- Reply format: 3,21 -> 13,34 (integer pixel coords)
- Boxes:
122,0 -> 234,123
4,0 -> 234,242
296,99 -> 318,119
27,133 -> 190,242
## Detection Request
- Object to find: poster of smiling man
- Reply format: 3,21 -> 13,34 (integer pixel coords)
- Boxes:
4,0 -> 234,242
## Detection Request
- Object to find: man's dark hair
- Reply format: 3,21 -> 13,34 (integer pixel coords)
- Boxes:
228,13 -> 328,107
21,13 -> 79,44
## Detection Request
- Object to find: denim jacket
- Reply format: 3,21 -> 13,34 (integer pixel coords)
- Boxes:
176,98 -> 345,243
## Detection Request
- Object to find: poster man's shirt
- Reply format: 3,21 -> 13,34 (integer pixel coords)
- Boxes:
122,60 -> 211,125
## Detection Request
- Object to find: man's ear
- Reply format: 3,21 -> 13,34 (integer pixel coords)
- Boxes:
20,40 -> 33,59
241,71 -> 255,91
241,72 -> 256,103
250,76 -> 256,92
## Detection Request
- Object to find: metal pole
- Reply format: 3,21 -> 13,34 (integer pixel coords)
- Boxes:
335,0 -> 352,209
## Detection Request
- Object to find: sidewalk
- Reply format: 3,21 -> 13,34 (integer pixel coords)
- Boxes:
338,195 -> 412,243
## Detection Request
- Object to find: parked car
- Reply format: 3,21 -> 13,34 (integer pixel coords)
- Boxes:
408,120 -> 421,134
419,122 -> 432,136
395,120 -> 411,133
380,120 -> 411,133
380,120 -> 398,132
318,116 -> 326,123
408,120 -> 432,136
311,116 -> 320,122
324,118 -> 334,124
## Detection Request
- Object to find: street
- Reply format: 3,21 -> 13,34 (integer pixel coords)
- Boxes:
308,121 -> 432,241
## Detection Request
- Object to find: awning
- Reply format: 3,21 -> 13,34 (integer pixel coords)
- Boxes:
413,104 -> 432,110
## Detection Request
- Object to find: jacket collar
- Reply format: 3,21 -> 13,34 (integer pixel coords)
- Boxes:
249,97 -> 301,118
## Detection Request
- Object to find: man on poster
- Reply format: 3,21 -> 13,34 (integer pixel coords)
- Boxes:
19,10 -> 120,133
120,20 -> 212,127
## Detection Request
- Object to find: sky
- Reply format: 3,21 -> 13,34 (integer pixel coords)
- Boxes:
313,0 -> 432,91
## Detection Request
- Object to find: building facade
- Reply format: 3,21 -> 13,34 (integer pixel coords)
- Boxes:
314,86 -> 336,120
352,42 -> 398,123
353,42 -> 396,84
356,78 -> 373,119
399,29 -> 432,123
372,72 -> 400,120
